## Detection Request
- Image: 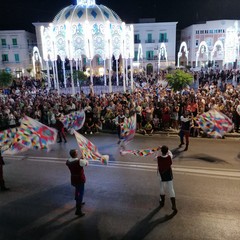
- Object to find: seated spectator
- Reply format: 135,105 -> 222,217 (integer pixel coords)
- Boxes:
103,108 -> 115,130
152,115 -> 160,131
142,121 -> 154,136
84,117 -> 96,134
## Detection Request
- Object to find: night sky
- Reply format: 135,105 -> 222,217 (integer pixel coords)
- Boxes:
1,0 -> 240,33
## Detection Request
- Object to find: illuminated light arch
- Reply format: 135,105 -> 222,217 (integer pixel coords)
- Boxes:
32,46 -> 43,80
210,40 -> 224,62
137,44 -> 143,62
224,22 -> 239,65
177,41 -> 188,67
196,41 -> 209,67
158,43 -> 168,71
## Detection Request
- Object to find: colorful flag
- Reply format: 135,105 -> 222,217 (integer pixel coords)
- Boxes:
120,147 -> 160,157
120,114 -> 136,144
62,110 -> 85,133
74,130 -> 108,164
197,109 -> 233,138
1,116 -> 57,154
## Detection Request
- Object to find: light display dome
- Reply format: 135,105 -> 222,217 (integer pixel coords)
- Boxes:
53,0 -> 122,26
40,0 -> 134,93
41,0 -> 133,61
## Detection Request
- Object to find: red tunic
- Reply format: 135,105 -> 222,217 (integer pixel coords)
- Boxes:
66,159 -> 86,186
157,155 -> 172,173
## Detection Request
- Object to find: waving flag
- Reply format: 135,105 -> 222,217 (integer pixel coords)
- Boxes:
62,110 -> 85,132
74,130 -> 108,164
0,128 -> 22,153
2,116 -> 57,154
197,109 -> 233,138
120,114 -> 136,144
120,147 -> 160,157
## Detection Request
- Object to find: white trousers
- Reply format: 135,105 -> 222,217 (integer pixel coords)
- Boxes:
159,178 -> 175,198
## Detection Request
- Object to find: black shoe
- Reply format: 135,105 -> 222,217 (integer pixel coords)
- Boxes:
81,201 -> 85,205
57,140 -> 62,143
64,140 -> 67,143
75,210 -> 85,217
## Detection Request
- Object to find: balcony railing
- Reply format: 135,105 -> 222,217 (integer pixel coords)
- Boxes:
158,39 -> 168,43
134,40 -> 141,43
145,40 -> 155,43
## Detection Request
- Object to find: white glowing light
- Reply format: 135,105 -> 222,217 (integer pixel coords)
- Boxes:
77,0 -> 96,6
99,67 -> 104,76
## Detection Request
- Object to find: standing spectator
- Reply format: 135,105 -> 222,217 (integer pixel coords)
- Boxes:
179,111 -> 192,151
66,149 -> 88,217
0,148 -> 10,191
156,145 -> 177,212
235,100 -> 240,132
55,113 -> 67,143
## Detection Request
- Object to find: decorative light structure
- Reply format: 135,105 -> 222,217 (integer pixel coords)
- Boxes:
40,0 -> 134,94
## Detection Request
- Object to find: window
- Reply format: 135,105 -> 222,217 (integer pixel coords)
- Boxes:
134,34 -> 140,43
134,51 -> 138,61
146,51 -> 154,60
159,33 -> 167,42
147,33 -> 152,43
196,30 -> 199,34
2,54 -> 9,62
200,30 -> 204,34
12,38 -> 17,46
14,54 -> 20,62
196,40 -> 199,47
1,39 -> 6,46
97,57 -> 103,65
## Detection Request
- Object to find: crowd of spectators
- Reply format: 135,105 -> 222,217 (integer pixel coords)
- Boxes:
0,68 -> 240,138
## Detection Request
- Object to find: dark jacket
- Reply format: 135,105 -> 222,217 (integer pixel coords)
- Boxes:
66,158 -> 88,186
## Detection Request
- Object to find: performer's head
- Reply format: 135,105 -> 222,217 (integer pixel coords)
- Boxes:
161,145 -> 168,155
69,149 -> 78,158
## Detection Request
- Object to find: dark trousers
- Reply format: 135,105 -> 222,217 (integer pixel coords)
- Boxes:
75,183 -> 85,204
0,165 -> 5,187
180,130 -> 190,144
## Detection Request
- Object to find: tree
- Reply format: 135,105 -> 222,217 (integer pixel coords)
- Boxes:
0,70 -> 13,88
73,70 -> 88,87
166,69 -> 193,92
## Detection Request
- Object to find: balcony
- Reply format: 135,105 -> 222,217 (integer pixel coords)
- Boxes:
134,40 -> 141,44
158,39 -> 168,43
145,40 -> 155,43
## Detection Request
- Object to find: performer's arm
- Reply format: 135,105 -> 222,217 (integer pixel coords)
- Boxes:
79,159 -> 88,167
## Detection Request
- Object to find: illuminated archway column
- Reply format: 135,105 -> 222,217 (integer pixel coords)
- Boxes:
84,20 -> 94,94
75,60 -> 80,88
125,59 -> 128,86
105,21 -> 113,93
108,57 -> 112,92
122,56 -> 126,92
116,58 -> 119,86
65,21 -> 75,95
62,61 -> 66,88
54,60 -> 60,94
52,60 -> 57,89
103,59 -> 107,86
40,25 -> 56,90
46,60 -> 51,89
130,58 -> 133,91
89,59 -> 93,86
69,60 -> 75,95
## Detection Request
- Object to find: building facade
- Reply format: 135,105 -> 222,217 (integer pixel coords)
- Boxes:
133,19 -> 178,74
0,30 -> 36,78
180,20 -> 240,69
